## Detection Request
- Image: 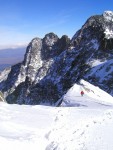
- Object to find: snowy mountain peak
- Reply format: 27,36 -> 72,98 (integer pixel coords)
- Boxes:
31,37 -> 42,44
103,10 -> 113,21
43,32 -> 59,47
23,37 -> 42,72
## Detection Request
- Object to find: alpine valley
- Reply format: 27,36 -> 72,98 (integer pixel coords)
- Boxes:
0,11 -> 113,105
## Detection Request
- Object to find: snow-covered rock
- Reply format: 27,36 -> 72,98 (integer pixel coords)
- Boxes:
103,10 -> 113,21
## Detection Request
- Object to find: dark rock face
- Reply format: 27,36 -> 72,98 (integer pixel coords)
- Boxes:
42,33 -> 70,60
42,33 -> 59,60
0,11 -> 113,104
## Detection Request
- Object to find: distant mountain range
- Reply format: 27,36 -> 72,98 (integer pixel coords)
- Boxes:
0,47 -> 26,71
0,11 -> 113,105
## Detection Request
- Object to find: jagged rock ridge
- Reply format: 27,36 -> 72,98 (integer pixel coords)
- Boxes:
0,11 -> 113,104
0,33 -> 70,104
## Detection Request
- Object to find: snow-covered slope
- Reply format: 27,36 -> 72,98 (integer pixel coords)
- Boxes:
0,91 -> 113,150
60,80 -> 113,107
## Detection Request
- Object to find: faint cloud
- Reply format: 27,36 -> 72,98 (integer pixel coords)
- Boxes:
0,44 -> 27,50
43,19 -> 68,29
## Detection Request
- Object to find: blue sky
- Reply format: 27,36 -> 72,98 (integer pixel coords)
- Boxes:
0,0 -> 113,48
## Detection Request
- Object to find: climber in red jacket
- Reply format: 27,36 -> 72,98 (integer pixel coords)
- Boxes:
81,91 -> 84,96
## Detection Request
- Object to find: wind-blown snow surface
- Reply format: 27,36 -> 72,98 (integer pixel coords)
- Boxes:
1,80 -> 113,150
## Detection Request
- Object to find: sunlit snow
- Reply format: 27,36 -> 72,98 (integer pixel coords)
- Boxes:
89,59 -> 106,67
103,11 -> 113,21
0,80 -> 113,150
104,28 -> 113,39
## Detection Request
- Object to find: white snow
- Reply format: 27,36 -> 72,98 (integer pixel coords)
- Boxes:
89,59 -> 106,67
85,59 -> 113,82
61,79 -> 113,107
103,11 -> 113,39
103,11 -> 113,21
1,80 -> 113,150
0,68 -> 11,82
104,28 -> 113,39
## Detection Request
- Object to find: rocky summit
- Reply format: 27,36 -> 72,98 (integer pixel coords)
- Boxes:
0,11 -> 113,105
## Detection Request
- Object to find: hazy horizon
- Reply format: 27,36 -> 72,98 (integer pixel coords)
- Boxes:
0,47 -> 26,69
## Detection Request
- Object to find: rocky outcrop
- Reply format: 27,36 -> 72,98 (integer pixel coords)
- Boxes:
0,33 -> 70,104
0,91 -> 5,102
0,11 -> 113,104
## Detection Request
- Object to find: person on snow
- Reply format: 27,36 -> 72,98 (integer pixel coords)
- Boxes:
81,91 -> 84,96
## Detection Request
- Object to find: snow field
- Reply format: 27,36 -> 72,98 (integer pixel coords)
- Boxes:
0,102 -> 113,150
0,80 -> 113,149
